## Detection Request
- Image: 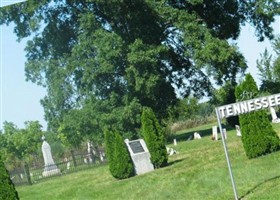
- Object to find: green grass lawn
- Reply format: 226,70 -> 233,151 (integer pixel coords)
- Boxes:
16,122 -> 280,200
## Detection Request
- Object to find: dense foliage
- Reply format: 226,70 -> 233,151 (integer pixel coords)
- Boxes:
0,121 -> 43,168
0,155 -> 19,200
211,81 -> 239,127
1,0 -> 279,144
235,74 -> 280,158
141,107 -> 168,168
104,130 -> 134,179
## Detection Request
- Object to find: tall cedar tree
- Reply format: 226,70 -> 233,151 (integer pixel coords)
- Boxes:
141,107 -> 168,168
104,130 -> 134,179
235,74 -> 280,158
0,156 -> 19,200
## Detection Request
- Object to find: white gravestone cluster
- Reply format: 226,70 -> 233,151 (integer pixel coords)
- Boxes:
42,137 -> 61,177
166,147 -> 177,155
125,139 -> 154,175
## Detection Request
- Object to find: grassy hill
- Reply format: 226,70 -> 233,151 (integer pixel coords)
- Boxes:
16,122 -> 280,200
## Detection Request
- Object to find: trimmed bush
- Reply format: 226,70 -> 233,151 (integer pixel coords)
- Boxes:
141,107 -> 168,168
104,130 -> 134,179
0,155 -> 19,200
235,74 -> 280,158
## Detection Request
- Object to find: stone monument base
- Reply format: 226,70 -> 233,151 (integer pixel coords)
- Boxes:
43,168 -> 61,177
132,152 -> 154,175
42,165 -> 61,177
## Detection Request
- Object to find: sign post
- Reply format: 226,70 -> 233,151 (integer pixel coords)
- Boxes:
215,93 -> 280,200
215,108 -> 238,200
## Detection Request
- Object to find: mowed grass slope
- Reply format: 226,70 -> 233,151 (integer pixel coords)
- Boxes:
17,122 -> 280,200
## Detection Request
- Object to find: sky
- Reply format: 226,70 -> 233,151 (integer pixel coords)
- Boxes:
0,3 -> 279,131
0,25 -> 47,130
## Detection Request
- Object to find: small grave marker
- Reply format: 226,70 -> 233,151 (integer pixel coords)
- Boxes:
173,139 -> 177,146
223,128 -> 227,140
235,125 -> 242,137
194,132 -> 201,139
212,126 -> 218,140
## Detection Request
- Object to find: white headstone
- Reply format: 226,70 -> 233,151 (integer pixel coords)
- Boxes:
270,107 -> 280,123
67,162 -> 71,170
42,140 -> 61,177
173,138 -> 177,146
87,141 -> 92,154
194,132 -> 201,139
100,152 -> 104,162
223,128 -> 227,140
235,125 -> 242,137
212,126 -> 218,140
124,139 -> 154,175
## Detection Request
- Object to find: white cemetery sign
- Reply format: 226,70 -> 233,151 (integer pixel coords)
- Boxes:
42,140 -> 61,177
124,139 -> 154,175
215,93 -> 280,200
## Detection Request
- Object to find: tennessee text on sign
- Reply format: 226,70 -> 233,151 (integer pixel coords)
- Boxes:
217,93 -> 280,119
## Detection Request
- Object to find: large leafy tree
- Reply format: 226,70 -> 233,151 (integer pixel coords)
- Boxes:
1,0 -> 278,141
1,121 -> 43,166
175,96 -> 199,120
211,81 -> 239,127
257,37 -> 280,94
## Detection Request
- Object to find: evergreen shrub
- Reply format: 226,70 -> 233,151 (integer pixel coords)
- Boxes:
0,156 -> 19,200
141,107 -> 168,168
104,130 -> 134,179
235,74 -> 280,158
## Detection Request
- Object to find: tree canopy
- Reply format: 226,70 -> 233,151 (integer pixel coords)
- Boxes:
257,36 -> 280,94
0,121 -> 43,167
1,0 -> 279,140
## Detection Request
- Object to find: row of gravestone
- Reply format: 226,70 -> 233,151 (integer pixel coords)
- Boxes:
192,125 -> 241,141
41,107 -> 280,177
123,124 -> 244,176
126,122 -> 244,176
41,138 -> 105,178
40,135 -> 154,177
192,106 -> 280,141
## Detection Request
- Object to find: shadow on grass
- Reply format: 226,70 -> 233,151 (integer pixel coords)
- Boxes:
239,175 -> 280,199
167,159 -> 184,167
170,123 -> 235,143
